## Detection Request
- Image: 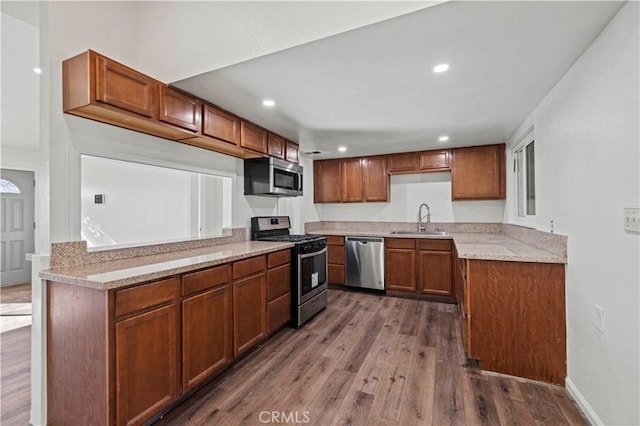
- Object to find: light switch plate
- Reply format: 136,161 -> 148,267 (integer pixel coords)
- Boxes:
624,206 -> 640,232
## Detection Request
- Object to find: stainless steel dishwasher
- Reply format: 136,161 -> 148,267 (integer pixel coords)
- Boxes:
345,236 -> 385,291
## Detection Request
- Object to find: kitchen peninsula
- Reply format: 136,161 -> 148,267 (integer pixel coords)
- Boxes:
41,234 -> 294,426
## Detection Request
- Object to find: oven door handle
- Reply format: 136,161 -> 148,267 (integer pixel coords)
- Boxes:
299,247 -> 327,259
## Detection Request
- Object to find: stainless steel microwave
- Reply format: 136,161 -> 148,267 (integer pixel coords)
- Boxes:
244,157 -> 303,197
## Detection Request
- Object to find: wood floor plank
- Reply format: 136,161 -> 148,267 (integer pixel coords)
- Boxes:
489,376 -> 536,426
519,380 -> 569,425
398,345 -> 436,425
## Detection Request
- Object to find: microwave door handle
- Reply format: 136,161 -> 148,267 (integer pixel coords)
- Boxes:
298,173 -> 303,192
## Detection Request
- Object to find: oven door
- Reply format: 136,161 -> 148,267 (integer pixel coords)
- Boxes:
298,248 -> 328,304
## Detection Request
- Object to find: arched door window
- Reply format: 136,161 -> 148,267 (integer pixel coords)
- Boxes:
0,179 -> 21,194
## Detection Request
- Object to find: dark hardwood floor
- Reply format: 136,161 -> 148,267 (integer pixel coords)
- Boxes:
156,289 -> 587,426
0,283 -> 31,303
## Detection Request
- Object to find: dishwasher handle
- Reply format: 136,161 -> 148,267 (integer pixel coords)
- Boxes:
346,237 -> 384,244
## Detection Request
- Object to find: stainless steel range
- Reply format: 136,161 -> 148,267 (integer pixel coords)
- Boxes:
251,216 -> 327,327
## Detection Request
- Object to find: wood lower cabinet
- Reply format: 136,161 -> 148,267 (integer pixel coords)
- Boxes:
267,249 -> 291,332
314,159 -> 342,203
417,239 -> 453,296
385,239 -> 417,292
233,255 -> 268,356
116,304 -> 179,426
326,236 -> 345,285
385,238 -> 454,297
451,144 -> 506,200
459,258 -> 566,385
47,250 -> 290,425
181,284 -> 232,392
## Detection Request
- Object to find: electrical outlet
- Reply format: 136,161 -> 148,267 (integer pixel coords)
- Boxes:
594,304 -> 605,334
624,206 -> 640,232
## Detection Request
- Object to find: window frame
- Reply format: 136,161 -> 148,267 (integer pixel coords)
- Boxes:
508,130 -> 537,228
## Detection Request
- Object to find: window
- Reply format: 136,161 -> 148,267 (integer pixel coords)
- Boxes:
0,179 -> 21,194
513,134 -> 536,220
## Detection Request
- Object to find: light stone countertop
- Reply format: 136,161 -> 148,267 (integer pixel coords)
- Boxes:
40,241 -> 294,290
311,230 -> 565,264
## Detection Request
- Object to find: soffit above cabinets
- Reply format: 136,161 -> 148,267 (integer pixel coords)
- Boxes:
172,1 -> 624,160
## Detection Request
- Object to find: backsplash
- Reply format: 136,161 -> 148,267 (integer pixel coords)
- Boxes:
50,227 -> 247,268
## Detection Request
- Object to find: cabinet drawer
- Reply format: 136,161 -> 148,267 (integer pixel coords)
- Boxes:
268,249 -> 291,269
385,238 -> 416,249
328,264 -> 345,285
268,264 -> 291,301
328,245 -> 345,265
417,239 -> 452,251
268,292 -> 291,332
233,255 -> 266,280
325,236 -> 344,246
182,264 -> 232,296
115,277 -> 179,317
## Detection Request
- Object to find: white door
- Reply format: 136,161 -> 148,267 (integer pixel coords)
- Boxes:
1,169 -> 35,286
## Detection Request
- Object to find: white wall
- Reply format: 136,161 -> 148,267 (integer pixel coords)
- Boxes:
506,3 -> 639,424
309,170 -> 505,223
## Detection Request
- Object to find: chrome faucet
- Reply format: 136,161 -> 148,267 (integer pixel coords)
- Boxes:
418,203 -> 431,232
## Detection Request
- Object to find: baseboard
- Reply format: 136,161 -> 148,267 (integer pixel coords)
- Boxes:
566,377 -> 604,425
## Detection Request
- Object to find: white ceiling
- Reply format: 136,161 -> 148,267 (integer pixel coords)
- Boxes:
174,1 -> 624,159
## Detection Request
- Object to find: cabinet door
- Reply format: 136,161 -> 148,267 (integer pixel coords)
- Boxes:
240,121 -> 268,154
418,250 -> 453,296
182,285 -> 232,392
314,159 -> 342,203
328,264 -> 345,285
202,104 -> 240,145
451,144 -> 506,200
116,305 -> 178,426
158,85 -> 201,133
268,133 -> 285,159
419,150 -> 450,171
385,248 -> 416,292
342,158 -> 363,202
95,56 -> 156,118
233,273 -> 267,356
363,156 -> 389,202
387,152 -> 417,174
268,292 -> 291,333
285,141 -> 299,163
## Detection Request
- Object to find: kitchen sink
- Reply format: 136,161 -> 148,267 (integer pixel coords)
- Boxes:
390,230 -> 449,236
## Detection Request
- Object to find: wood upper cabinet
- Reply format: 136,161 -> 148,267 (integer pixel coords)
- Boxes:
384,239 -> 417,292
363,156 -> 389,202
268,133 -> 286,159
94,55 -> 157,118
115,304 -> 178,426
315,156 -> 389,203
342,158 -> 364,202
240,121 -> 269,154
158,85 -> 201,133
419,150 -> 450,171
417,240 -> 453,296
181,284 -> 232,392
451,144 -> 506,200
202,104 -> 240,145
314,159 -> 342,203
387,152 -> 418,174
285,141 -> 300,164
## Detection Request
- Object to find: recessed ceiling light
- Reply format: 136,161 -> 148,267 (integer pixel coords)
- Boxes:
33,67 -> 42,74
433,63 -> 450,73
262,99 -> 275,107
439,135 -> 450,142
338,146 -> 347,152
